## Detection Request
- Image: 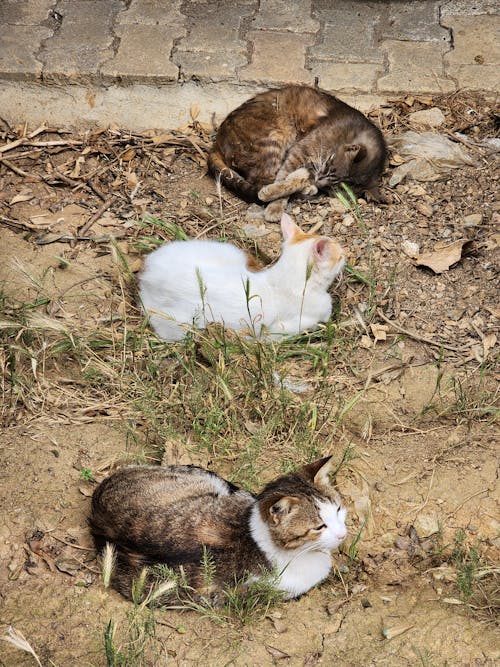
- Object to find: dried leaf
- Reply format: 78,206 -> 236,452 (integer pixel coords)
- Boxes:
152,133 -> 175,145
121,148 -> 136,162
10,190 -> 33,205
486,233 -> 500,250
415,202 -> 433,217
416,239 -> 468,274
482,333 -> 497,360
190,103 -> 201,121
70,156 -> 85,178
370,323 -> 388,342
266,615 -> 288,634
55,557 -> 81,576
443,597 -> 464,605
360,335 -> 372,349
265,645 -> 290,660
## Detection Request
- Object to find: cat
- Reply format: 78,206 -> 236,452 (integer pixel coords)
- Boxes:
138,212 -> 345,341
89,456 -> 347,601
208,84 -> 387,221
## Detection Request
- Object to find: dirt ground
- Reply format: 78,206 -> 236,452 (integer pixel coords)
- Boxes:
0,94 -> 499,667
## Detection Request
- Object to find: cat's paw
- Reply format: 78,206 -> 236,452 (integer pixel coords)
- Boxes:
300,183 -> 318,197
258,183 -> 280,202
265,199 -> 286,222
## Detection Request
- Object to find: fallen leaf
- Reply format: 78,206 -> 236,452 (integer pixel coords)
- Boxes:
485,233 -> 500,250
416,239 -> 468,274
265,644 -> 290,660
190,103 -> 201,121
360,335 -> 372,349
10,189 -> 33,205
151,133 -> 175,145
126,171 -> 139,189
482,333 -> 497,360
70,156 -> 85,178
370,323 -> 388,342
55,557 -> 81,576
121,148 -> 136,162
266,615 -> 288,634
415,202 -> 433,217
443,597 -> 464,605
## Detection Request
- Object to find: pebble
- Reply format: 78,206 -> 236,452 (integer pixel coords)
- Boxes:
330,199 -> 347,214
401,240 -> 420,259
463,213 -> 482,228
414,513 -> 440,538
408,107 -> 446,128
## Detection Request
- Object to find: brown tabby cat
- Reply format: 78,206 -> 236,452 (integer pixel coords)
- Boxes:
89,457 -> 347,602
208,84 -> 387,221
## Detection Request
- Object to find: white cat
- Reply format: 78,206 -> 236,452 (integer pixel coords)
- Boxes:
138,213 -> 345,341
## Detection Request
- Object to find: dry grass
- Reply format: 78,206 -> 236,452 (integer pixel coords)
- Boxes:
1,103 -> 498,665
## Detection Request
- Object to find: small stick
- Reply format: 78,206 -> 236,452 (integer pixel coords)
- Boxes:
1,158 -> 29,177
51,534 -> 96,551
448,488 -> 490,518
0,123 -> 48,154
78,196 -> 116,235
376,309 -> 469,353
24,139 -> 83,148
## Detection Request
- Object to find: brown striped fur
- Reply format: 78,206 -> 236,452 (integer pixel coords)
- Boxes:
208,85 -> 387,220
89,459 -> 344,601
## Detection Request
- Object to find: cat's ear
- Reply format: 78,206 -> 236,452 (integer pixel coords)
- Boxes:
280,212 -> 300,242
344,143 -> 364,164
269,496 -> 299,525
299,456 -> 334,488
313,238 -> 330,262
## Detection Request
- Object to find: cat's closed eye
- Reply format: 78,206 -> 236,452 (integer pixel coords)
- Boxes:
313,524 -> 327,531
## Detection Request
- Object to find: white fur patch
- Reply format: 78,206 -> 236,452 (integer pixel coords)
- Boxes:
139,229 -> 345,341
249,504 -> 340,599
316,498 -> 347,550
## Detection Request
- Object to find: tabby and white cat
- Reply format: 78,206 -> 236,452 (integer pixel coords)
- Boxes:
208,84 -> 387,221
139,213 -> 345,341
89,456 -> 347,601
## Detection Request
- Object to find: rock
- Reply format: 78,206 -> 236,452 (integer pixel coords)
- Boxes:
330,199 -> 347,214
463,213 -> 482,228
401,240 -> 420,259
342,213 -> 355,227
414,513 -> 440,538
408,107 -> 446,128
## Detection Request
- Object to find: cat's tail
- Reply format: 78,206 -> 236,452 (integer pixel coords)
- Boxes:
207,146 -> 259,203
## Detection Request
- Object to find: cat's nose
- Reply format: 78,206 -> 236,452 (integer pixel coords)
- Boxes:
337,527 -> 347,541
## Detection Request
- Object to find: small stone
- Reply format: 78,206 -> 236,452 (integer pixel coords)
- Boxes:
408,107 -> 446,128
401,240 -> 420,259
330,199 -> 347,214
406,184 -> 427,196
463,213 -> 482,227
414,513 -> 440,538
416,202 -> 433,217
342,213 -> 355,227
